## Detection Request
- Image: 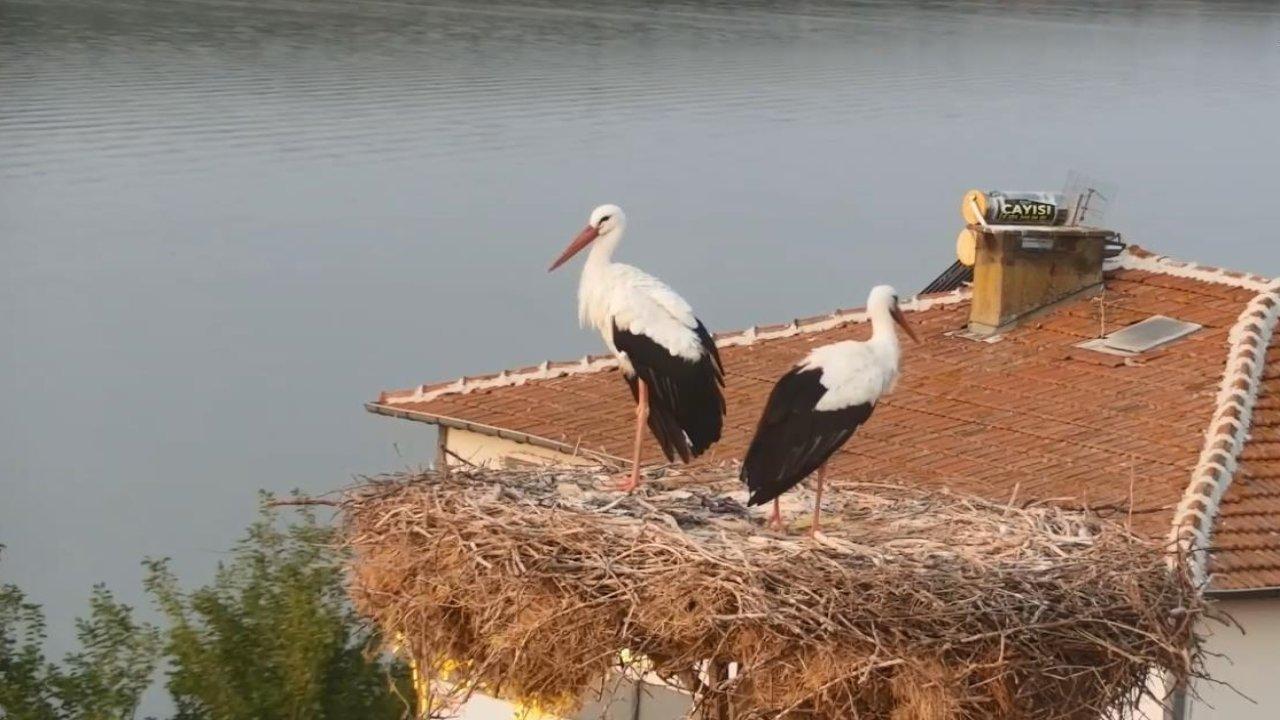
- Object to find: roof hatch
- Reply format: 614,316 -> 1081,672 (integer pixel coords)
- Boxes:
1076,315 -> 1202,356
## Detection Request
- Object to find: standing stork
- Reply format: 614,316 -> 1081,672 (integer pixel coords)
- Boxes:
549,204 -> 725,491
741,285 -> 918,535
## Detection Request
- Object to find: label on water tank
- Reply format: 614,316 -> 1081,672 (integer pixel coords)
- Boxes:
988,192 -> 1066,225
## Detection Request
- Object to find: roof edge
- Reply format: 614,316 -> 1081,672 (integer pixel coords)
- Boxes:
379,286 -> 973,406
1168,273 -> 1280,589
1108,245 -> 1273,292
377,244 -> 1273,409
1205,585 -> 1280,600
365,402 -> 626,464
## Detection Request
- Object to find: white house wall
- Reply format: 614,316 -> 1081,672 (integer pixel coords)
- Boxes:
434,677 -> 690,720
445,429 -> 599,468
1189,597 -> 1280,720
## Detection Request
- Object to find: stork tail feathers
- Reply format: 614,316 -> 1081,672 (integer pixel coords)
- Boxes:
740,368 -> 873,506
616,321 -> 725,463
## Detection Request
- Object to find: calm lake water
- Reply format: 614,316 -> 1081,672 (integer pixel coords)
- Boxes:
3,0 -> 1279,674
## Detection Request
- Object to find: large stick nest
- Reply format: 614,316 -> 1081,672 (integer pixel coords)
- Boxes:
339,465 -> 1205,720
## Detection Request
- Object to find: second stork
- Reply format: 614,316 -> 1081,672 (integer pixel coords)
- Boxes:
549,204 -> 725,491
741,285 -> 917,534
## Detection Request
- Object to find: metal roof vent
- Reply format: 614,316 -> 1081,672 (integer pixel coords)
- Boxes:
1076,315 -> 1202,356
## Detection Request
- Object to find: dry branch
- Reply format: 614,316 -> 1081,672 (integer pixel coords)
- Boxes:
336,464 -> 1206,720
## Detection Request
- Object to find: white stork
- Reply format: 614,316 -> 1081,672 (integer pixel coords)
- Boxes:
741,285 -> 918,535
549,204 -> 725,491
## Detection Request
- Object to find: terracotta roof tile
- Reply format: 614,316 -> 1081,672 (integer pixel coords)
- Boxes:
1208,338 -> 1280,589
371,248 -> 1280,590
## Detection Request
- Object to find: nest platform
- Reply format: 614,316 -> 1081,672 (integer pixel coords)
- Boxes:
339,465 -> 1205,720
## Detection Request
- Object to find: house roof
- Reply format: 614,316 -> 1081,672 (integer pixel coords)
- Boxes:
368,246 -> 1280,592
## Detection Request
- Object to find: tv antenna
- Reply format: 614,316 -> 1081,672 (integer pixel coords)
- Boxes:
1062,171 -> 1118,227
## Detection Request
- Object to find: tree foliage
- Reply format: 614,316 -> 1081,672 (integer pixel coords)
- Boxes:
1,498 -> 412,720
0,579 -> 58,720
1,566 -> 159,720
142,495 -> 411,720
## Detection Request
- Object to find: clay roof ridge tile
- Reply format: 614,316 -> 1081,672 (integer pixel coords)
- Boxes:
1109,246 -> 1273,292
1172,275 -> 1280,586
379,249 -> 1265,407
382,286 -> 977,403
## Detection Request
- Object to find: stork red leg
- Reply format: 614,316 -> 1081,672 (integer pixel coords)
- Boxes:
810,463 -> 827,537
617,378 -> 648,493
769,498 -> 783,531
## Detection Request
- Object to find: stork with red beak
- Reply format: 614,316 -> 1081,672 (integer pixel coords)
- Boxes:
549,204 -> 725,491
741,285 -> 918,535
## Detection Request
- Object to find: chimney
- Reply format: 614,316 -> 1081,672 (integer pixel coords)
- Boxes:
964,229 -> 1113,334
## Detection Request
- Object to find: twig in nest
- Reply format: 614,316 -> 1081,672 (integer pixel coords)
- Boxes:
267,497 -> 339,508
442,447 -> 480,469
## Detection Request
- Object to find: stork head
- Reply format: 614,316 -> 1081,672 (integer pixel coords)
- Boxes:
868,285 -> 920,343
548,204 -> 626,272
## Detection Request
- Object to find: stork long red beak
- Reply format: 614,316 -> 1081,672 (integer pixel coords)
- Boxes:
890,306 -> 920,343
548,225 -> 599,272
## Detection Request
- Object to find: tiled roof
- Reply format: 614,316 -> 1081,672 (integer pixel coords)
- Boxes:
1211,344 -> 1280,588
369,247 -> 1279,591
1196,301 -> 1280,591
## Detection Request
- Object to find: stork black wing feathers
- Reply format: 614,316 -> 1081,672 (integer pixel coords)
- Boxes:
694,320 -> 725,377
740,367 -> 873,506
613,320 -> 725,463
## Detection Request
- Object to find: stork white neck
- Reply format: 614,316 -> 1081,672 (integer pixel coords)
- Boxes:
577,224 -> 625,329
583,223 -> 623,271
865,290 -> 903,367
869,301 -> 900,345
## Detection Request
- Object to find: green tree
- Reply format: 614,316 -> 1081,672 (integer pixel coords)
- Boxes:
143,495 -> 411,720
1,567 -> 159,720
0,580 -> 58,720
49,586 -> 161,720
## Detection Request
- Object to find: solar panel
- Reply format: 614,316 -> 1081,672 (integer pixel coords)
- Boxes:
920,260 -> 972,295
1102,315 -> 1201,353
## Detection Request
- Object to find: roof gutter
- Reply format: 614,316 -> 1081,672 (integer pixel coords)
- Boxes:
1204,585 -> 1280,600
364,402 -> 624,465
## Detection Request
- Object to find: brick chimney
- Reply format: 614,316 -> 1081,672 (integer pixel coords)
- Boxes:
967,229 -> 1114,334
